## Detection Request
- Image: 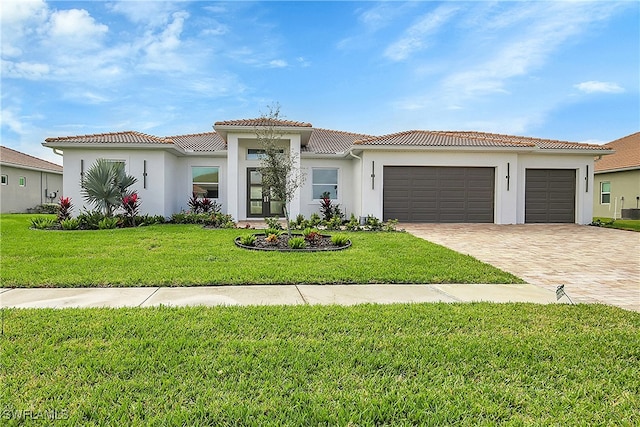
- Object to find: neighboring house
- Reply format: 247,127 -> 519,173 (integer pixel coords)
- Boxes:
0,146 -> 63,213
42,118 -> 612,224
593,132 -> 640,219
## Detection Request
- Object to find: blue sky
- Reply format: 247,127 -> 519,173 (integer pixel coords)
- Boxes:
2,0 -> 638,165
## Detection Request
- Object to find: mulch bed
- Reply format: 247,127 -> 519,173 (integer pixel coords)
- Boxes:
235,233 -> 351,252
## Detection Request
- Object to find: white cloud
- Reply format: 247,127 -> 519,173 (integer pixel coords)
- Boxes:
574,81 -> 625,94
438,2 -> 625,101
297,57 -> 310,68
0,108 -> 25,134
1,60 -> 50,79
47,9 -> 108,49
269,59 -> 287,68
384,5 -> 459,62
0,0 -> 48,57
107,0 -> 179,27
140,11 -> 189,71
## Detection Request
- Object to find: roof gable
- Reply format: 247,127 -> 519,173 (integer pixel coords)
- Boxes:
595,132 -> 640,172
0,146 -> 63,173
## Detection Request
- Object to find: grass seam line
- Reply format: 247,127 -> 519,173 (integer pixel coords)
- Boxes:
137,287 -> 161,307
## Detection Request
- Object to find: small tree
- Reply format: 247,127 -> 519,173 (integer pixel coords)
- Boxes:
256,104 -> 305,237
81,159 -> 137,216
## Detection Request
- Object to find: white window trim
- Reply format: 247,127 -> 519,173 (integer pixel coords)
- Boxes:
312,167 -> 339,201
18,176 -> 26,187
600,181 -> 611,205
1,174 -> 7,185
192,166 -> 220,199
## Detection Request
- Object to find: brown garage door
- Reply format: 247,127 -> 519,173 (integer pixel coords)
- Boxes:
383,166 -> 495,223
525,169 -> 576,223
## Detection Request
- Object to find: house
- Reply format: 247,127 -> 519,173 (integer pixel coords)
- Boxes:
42,118 -> 612,224
593,132 -> 640,219
0,146 -> 63,213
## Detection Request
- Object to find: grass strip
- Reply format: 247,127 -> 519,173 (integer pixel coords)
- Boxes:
1,303 -> 638,425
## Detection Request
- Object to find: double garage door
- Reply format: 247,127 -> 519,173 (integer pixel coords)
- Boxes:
383,166 -> 576,223
383,166 -> 495,223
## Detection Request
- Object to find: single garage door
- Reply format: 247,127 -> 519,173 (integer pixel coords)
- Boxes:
525,169 -> 576,223
383,166 -> 495,223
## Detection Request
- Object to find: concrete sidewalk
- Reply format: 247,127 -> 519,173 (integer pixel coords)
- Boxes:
0,284 -> 562,309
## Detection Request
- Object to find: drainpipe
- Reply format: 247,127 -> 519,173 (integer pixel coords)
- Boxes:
53,148 -> 63,157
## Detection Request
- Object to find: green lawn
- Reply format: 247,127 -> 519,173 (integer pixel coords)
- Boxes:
1,304 -> 638,425
593,217 -> 640,232
0,214 -> 522,287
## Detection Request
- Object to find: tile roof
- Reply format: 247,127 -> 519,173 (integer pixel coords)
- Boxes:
1,146 -> 63,172
214,118 -> 313,128
304,128 -> 374,154
167,132 -> 226,152
44,131 -> 172,144
42,123 -> 614,155
594,132 -> 640,172
355,130 -> 612,151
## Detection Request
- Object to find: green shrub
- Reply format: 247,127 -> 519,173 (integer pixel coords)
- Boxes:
138,215 -> 166,226
239,234 -> 257,246
383,219 -> 399,232
365,215 -> 382,231
264,228 -> 283,237
302,228 -> 321,243
265,217 -> 283,230
60,218 -> 81,230
288,237 -> 306,249
309,213 -> 322,227
30,217 -> 56,230
330,234 -> 350,247
77,210 -> 105,230
33,203 -> 59,214
324,215 -> 343,230
345,214 -> 362,231
98,217 -> 119,230
291,214 -> 307,230
171,212 -> 234,227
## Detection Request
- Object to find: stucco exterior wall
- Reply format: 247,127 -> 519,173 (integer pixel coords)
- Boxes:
593,169 -> 640,219
0,164 -> 62,213
358,150 -> 596,224
60,149 -> 178,217
51,144 -> 600,224
358,150 -> 520,224
299,157 -> 355,219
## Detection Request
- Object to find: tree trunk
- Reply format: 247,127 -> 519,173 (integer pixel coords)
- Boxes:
283,205 -> 292,238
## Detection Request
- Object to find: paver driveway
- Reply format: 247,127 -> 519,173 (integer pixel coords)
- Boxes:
404,224 -> 640,312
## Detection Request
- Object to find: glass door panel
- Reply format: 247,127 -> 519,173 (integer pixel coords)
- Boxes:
247,168 -> 284,218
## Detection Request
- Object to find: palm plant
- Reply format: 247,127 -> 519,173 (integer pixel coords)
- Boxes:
81,159 -> 137,216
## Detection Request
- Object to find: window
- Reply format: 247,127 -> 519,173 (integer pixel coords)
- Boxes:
1,175 -> 7,185
247,148 -> 284,160
312,168 -> 338,199
192,167 -> 219,198
19,176 -> 26,187
600,182 -> 611,204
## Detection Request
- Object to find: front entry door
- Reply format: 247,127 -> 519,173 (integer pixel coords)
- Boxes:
247,168 -> 284,218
